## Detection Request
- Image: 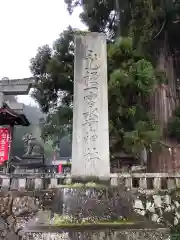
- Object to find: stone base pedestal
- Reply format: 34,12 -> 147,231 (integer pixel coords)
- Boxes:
23,228 -> 169,240
51,186 -> 144,222
23,186 -> 169,240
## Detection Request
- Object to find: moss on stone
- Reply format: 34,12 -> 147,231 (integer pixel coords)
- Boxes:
52,219 -> 133,227
51,214 -> 133,227
71,176 -> 110,184
59,182 -> 108,189
52,222 -> 134,228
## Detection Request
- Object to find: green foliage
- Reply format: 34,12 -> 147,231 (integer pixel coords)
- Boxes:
65,0 -> 180,58
41,106 -> 72,141
30,26 -> 75,113
168,106 -> 180,142
30,27 -> 75,152
108,37 -> 161,153
64,0 -> 81,14
171,225 -> 180,239
64,0 -> 131,38
123,122 -> 160,153
131,0 -> 180,57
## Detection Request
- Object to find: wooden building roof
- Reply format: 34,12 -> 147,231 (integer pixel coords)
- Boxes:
0,103 -> 30,126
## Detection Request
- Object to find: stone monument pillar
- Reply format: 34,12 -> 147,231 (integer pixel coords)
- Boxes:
71,32 -> 110,181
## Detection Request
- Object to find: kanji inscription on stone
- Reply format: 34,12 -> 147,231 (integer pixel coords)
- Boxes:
72,32 -> 110,180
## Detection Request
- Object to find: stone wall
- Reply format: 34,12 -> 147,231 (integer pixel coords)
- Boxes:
0,190 -> 173,240
133,190 -> 180,227
0,195 -> 39,239
0,179 -> 180,239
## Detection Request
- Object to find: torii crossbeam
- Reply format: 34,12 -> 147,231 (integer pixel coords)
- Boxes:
0,77 -> 35,108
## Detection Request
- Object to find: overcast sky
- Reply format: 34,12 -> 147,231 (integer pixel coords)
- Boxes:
0,0 -> 85,106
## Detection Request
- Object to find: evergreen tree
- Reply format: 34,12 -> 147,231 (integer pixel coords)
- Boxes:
64,0 -> 180,57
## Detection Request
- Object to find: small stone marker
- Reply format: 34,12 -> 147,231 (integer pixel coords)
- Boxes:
71,32 -> 110,181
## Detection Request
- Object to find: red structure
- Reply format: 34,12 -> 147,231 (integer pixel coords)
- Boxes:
0,103 -> 29,167
58,164 -> 62,173
0,128 -> 11,165
0,103 -> 29,126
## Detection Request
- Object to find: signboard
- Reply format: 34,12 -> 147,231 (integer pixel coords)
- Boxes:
58,164 -> 62,173
0,127 -> 11,165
